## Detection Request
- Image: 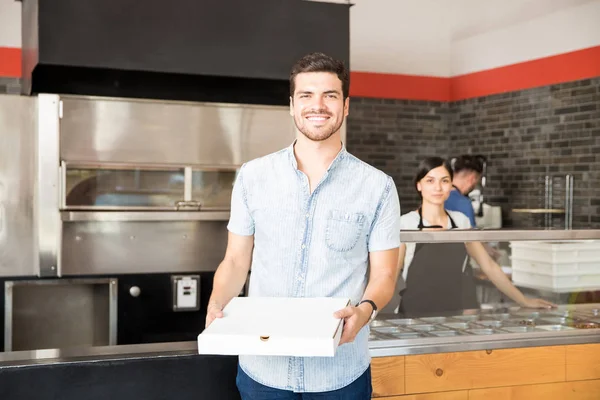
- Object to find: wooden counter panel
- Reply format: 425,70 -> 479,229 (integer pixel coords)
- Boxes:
567,344 -> 600,381
404,346 -> 566,393
371,356 -> 405,397
375,391 -> 467,399
468,380 -> 600,400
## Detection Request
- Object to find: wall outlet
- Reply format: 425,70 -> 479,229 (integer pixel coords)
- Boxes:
171,275 -> 200,312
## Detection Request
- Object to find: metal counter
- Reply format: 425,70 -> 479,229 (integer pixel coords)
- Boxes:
1,304 -> 599,368
368,303 -> 600,357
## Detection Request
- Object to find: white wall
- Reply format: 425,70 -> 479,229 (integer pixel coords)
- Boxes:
449,0 -> 595,41
451,0 -> 600,76
0,0 -> 20,47
350,0 -> 452,77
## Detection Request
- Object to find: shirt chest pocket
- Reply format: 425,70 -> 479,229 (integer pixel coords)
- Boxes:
325,210 -> 366,252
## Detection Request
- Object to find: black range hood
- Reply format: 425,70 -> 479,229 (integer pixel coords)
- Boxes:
21,0 -> 350,105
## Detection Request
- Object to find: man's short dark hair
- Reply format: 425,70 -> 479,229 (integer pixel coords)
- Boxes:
451,155 -> 485,174
290,52 -> 350,99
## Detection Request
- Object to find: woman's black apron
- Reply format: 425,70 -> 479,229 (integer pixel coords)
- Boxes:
398,209 -> 479,317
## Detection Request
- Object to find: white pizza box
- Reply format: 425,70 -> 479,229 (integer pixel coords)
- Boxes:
197,296 -> 350,357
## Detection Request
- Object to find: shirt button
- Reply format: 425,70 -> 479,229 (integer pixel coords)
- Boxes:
301,244 -> 305,249
305,213 -> 309,218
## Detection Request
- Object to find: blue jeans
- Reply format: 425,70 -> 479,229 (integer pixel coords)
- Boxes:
236,364 -> 372,399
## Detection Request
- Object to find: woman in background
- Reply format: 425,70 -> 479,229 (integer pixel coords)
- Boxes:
394,156 -> 554,316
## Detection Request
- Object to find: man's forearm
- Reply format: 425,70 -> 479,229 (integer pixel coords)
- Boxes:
360,274 -> 397,313
208,259 -> 250,309
361,248 -> 401,316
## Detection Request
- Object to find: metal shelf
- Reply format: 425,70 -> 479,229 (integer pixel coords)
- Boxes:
512,209 -> 566,214
400,229 -> 600,243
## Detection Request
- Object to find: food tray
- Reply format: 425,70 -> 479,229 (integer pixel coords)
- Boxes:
369,307 -> 600,342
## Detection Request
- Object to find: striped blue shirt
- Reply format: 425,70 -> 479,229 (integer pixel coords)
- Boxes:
227,142 -> 401,392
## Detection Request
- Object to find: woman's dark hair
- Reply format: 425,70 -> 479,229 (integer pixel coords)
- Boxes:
451,154 -> 485,174
290,52 -> 350,100
413,156 -> 454,195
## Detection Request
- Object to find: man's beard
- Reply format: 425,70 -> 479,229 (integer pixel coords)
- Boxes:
294,110 -> 343,142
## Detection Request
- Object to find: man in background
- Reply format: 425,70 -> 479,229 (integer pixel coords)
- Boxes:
446,154 -> 500,261
445,154 -> 483,227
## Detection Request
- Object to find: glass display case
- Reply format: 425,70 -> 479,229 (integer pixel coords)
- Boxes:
368,232 -> 600,356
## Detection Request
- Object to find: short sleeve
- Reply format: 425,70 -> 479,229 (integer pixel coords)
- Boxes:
445,190 -> 476,227
399,212 -> 418,278
368,177 -> 401,252
449,211 -> 472,229
226,165 -> 255,236
400,212 -> 419,231
465,207 -> 476,227
457,212 -> 472,229
459,197 -> 476,227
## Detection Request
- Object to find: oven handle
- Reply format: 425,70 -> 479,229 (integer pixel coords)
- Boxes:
175,200 -> 202,210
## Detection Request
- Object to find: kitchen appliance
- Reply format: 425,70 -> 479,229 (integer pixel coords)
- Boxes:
20,0 -> 350,104
4,278 -> 117,351
0,93 -> 303,279
2,92 -> 345,348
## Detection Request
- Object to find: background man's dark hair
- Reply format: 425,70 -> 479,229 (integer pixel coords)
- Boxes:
451,155 -> 485,175
289,52 -> 350,99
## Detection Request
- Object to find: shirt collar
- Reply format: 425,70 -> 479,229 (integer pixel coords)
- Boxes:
286,139 -> 347,171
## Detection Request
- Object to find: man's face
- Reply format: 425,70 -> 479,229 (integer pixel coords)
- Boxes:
290,72 -> 349,142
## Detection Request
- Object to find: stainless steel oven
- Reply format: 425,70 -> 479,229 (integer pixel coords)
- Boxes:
1,93 -> 347,349
0,93 -> 307,277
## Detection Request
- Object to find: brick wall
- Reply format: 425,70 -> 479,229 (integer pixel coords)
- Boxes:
450,78 -> 600,229
347,77 -> 600,229
346,98 -> 452,213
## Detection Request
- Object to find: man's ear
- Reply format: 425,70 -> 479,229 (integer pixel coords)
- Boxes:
289,96 -> 294,117
344,97 -> 350,117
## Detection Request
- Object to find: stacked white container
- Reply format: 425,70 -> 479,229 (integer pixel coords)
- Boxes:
510,241 -> 600,293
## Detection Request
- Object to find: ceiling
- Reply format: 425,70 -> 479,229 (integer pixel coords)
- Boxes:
449,0 -> 597,40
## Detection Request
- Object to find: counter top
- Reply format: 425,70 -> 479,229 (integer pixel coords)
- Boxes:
1,304 -> 599,368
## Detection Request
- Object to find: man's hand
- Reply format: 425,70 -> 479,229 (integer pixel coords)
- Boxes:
205,302 -> 224,328
333,303 -> 372,345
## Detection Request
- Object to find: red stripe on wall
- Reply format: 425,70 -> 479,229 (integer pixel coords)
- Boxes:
0,47 -> 21,78
350,71 -> 451,102
350,45 -> 600,101
451,45 -> 600,101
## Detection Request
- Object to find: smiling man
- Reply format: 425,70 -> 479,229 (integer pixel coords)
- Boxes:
206,52 -> 401,399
